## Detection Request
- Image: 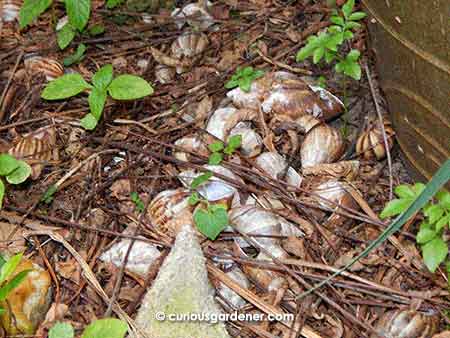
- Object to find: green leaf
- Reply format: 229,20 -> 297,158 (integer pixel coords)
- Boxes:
0,179 -> 4,209
57,23 -> 76,50
435,214 -> 450,232
41,184 -> 58,204
330,15 -> 345,26
19,0 -> 52,29
296,43 -> 316,61
394,184 -> 416,199
80,113 -> 98,130
0,270 -> 30,301
324,50 -> 336,63
416,226 -> 437,244
347,49 -> 360,62
345,21 -> 361,30
0,253 -> 23,283
42,73 -> 91,100
106,0 -> 125,8
342,0 -> 354,19
65,0 -> 90,31
49,322 -> 74,338
349,11 -> 367,21
208,141 -> 224,153
424,204 -> 444,224
63,43 -> 87,66
313,47 -> 325,64
343,30 -> 354,40
0,154 -> 20,176
191,172 -> 213,189
342,60 -> 361,80
193,205 -> 229,240
239,76 -> 252,92
6,161 -> 32,185
224,79 -> 239,89
208,152 -> 223,165
251,69 -> 265,80
224,134 -> 242,155
380,198 -> 412,218
436,190 -> 450,209
130,192 -> 145,213
326,32 -> 344,50
188,192 -> 200,206
422,237 -> 448,273
108,75 -> 153,100
297,158 -> 450,298
412,183 -> 426,195
92,64 -> 114,90
88,87 -> 107,120
81,318 -> 128,338
89,24 -> 105,36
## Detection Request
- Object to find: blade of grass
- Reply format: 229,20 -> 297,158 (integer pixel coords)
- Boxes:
297,158 -> 450,299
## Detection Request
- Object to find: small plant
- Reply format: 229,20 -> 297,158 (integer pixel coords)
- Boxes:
63,43 -> 87,66
41,64 -> 153,130
207,135 -> 242,165
20,0 -> 90,50
296,0 -> 366,80
130,192 -> 145,213
0,253 -> 30,315
381,184 -> 450,274
0,154 -> 32,209
225,66 -> 265,92
49,318 -> 128,338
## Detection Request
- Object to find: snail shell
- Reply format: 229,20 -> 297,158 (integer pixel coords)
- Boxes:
312,180 -> 357,212
228,122 -> 263,158
147,188 -> 193,236
8,126 -> 58,179
154,64 -> 175,84
174,135 -> 209,162
171,32 -> 209,59
372,310 -> 438,338
206,107 -> 258,141
302,161 -> 360,181
178,165 -> 243,207
300,123 -> 345,168
171,3 -> 214,30
1,0 -> 22,22
255,152 -> 303,188
356,118 -> 395,160
215,266 -> 250,309
24,55 -> 64,81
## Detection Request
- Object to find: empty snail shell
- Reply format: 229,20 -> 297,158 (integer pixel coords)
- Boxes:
171,32 -> 209,60
356,117 -> 395,160
147,188 -> 193,236
178,165 -> 243,207
312,180 -> 357,212
24,55 -> 64,81
228,122 -> 263,158
302,161 -> 360,181
171,3 -> 214,30
206,107 -> 258,141
1,0 -> 22,23
174,136 -> 209,162
154,64 -> 175,84
372,310 -> 438,338
255,152 -> 303,188
300,122 -> 345,168
8,126 -> 58,179
214,266 -> 250,309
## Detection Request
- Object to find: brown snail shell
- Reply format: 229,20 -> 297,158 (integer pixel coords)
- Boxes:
312,180 -> 357,212
372,310 -> 438,338
174,135 -> 209,162
254,152 -> 303,188
300,123 -> 345,168
8,126 -> 58,179
356,118 -> 395,160
302,161 -> 360,181
24,55 -> 64,81
206,107 -> 258,141
171,32 -> 209,60
214,266 -> 250,309
154,64 -> 175,84
1,0 -> 22,23
147,188 -> 193,236
228,122 -> 263,158
171,3 -> 214,30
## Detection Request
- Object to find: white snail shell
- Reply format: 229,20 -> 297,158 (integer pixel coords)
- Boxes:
255,152 -> 303,188
312,180 -> 357,212
215,266 -> 250,309
154,64 -> 175,84
1,0 -> 21,22
171,32 -> 209,59
171,3 -> 214,30
228,122 -> 263,158
174,136 -> 209,162
206,107 -> 258,141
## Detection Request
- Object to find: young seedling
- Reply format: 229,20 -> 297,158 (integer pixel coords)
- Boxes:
381,184 -> 450,275
63,43 -> 87,66
49,318 -> 128,338
296,0 -> 366,80
225,66 -> 265,92
0,253 -> 30,315
0,154 -> 32,209
20,0 -> 91,50
207,135 -> 242,165
41,64 -> 154,130
130,192 -> 145,213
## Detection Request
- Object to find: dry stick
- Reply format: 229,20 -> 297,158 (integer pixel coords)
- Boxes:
0,50 -> 24,122
363,62 -> 394,200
